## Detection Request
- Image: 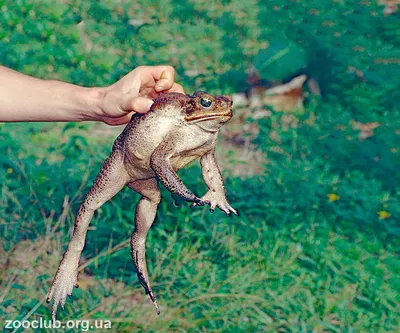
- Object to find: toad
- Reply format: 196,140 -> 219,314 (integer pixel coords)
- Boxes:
47,91 -> 237,320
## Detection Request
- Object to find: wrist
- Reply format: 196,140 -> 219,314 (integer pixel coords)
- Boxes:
79,86 -> 107,121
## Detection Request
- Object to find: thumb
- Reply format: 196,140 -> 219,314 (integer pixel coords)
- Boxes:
121,95 -> 154,114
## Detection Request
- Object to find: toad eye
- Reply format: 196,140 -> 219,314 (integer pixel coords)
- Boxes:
200,97 -> 213,108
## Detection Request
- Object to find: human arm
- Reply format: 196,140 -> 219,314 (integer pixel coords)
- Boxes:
0,65 -> 184,125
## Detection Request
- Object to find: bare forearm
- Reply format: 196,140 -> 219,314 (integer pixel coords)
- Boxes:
0,66 -> 105,122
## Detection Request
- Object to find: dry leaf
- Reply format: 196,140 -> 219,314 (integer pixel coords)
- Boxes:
128,19 -> 146,27
252,109 -> 272,120
281,114 -> 299,131
77,21 -> 93,52
232,93 -> 248,107
307,77 -> 321,95
351,120 -> 380,140
269,130 -> 282,144
262,75 -> 307,112
378,0 -> 400,15
184,69 -> 201,77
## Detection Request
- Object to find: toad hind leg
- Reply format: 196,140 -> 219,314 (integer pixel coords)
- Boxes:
47,151 -> 129,320
127,178 -> 161,314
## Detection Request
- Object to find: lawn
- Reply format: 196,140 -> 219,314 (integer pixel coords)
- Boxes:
0,1 -> 399,332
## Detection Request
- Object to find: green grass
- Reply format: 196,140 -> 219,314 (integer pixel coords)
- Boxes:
1,0 -> 399,332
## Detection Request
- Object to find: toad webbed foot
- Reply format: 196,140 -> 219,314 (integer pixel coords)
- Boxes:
191,190 -> 238,216
132,248 -> 160,315
47,261 -> 79,321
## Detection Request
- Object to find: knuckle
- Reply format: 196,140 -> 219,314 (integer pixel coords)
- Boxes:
164,65 -> 175,73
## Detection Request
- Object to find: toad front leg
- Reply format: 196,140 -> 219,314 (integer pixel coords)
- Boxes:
193,150 -> 237,215
150,132 -> 206,205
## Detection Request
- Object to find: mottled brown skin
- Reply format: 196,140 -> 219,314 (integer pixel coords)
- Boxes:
47,91 -> 237,320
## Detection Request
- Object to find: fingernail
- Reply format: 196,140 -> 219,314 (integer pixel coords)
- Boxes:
147,101 -> 154,111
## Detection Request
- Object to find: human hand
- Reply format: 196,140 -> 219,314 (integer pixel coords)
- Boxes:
97,66 -> 184,125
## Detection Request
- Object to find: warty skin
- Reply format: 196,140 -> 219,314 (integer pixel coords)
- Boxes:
47,90 -> 237,320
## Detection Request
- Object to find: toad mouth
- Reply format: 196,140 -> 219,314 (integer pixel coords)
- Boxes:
185,111 -> 233,122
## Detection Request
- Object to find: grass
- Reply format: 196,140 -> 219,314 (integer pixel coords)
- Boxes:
1,0 -> 399,332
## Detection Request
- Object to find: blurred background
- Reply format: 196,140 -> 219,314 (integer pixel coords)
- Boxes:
0,0 -> 399,332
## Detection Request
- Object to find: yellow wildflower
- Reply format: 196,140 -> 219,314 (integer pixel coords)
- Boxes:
378,211 -> 390,220
328,193 -> 340,202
